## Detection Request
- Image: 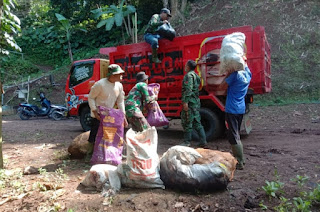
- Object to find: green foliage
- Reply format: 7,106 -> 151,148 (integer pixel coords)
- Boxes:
308,184 -> 320,204
261,173 -> 320,211
0,0 -> 21,55
274,196 -> 292,212
92,0 -> 136,31
259,201 -> 268,210
262,180 -> 284,199
255,30 -> 320,105
293,197 -> 311,212
291,175 -> 309,188
0,55 -> 41,83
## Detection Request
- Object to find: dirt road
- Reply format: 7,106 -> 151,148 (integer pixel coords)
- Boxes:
1,103 -> 320,211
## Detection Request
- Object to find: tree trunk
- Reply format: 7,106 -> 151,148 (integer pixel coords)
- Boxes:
0,0 -> 4,169
162,0 -> 169,8
170,0 -> 186,25
170,0 -> 178,17
67,41 -> 73,63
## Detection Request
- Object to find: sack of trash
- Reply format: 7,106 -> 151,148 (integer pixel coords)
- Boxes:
80,164 -> 121,197
68,131 -> 91,159
160,146 -> 232,192
91,106 -> 125,165
147,83 -> 169,127
219,32 -> 246,74
194,148 -> 237,181
156,23 -> 176,41
118,127 -> 164,189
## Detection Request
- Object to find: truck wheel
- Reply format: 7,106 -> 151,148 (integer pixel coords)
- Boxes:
192,108 -> 224,141
80,105 -> 92,132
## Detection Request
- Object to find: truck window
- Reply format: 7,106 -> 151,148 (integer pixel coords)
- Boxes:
69,63 -> 94,87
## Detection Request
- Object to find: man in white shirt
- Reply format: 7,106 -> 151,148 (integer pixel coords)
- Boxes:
88,64 -> 128,143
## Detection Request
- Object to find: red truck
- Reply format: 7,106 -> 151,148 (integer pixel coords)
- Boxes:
65,25 -> 271,141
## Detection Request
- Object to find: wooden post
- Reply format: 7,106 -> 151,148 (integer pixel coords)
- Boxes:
27,76 -> 30,103
0,81 -> 3,169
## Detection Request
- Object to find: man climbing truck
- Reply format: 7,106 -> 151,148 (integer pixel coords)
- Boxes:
65,25 -> 271,141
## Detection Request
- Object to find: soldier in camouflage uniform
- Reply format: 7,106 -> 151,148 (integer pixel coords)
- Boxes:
144,8 -> 172,63
125,72 -> 157,132
180,60 -> 207,148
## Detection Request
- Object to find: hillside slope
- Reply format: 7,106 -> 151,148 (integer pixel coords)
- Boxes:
174,0 -> 320,103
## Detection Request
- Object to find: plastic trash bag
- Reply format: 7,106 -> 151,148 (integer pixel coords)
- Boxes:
219,32 -> 246,74
156,23 -> 176,41
118,127 -> 164,189
91,106 -> 125,165
160,146 -> 230,192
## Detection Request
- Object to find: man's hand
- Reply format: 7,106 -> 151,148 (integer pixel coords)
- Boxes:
124,117 -> 128,128
182,102 -> 188,111
163,20 -> 168,24
93,110 -> 100,121
153,94 -> 158,101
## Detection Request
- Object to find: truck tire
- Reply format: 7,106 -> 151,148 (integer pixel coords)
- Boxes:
192,108 -> 224,141
80,105 -> 92,132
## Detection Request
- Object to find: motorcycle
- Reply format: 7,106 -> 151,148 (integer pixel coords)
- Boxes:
49,104 -> 68,121
18,92 -> 52,120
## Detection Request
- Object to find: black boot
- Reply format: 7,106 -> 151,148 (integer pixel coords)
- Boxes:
196,127 -> 208,148
231,143 -> 245,170
152,48 -> 161,63
179,131 -> 192,147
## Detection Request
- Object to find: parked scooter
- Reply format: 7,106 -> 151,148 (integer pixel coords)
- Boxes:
18,92 -> 52,120
49,104 -> 68,121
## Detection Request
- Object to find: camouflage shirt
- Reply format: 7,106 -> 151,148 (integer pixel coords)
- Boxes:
125,82 -> 156,117
144,14 -> 164,34
181,70 -> 201,108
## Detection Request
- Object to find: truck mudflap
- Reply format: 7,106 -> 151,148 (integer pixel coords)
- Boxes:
242,113 -> 252,134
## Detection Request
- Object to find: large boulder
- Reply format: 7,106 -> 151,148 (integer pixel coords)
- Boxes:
68,131 -> 92,159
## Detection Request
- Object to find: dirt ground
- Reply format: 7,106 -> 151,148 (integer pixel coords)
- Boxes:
1,103 -> 320,212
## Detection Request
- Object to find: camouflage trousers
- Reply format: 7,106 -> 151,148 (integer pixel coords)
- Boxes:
181,108 -> 204,133
127,112 -> 150,132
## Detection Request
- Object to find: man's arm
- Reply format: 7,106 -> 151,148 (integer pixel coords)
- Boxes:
149,14 -> 165,27
116,84 -> 128,127
139,83 -> 157,105
181,74 -> 194,111
88,82 -> 100,119
116,84 -> 126,114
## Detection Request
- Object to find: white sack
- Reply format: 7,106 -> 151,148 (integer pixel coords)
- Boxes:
118,127 -> 164,189
81,164 -> 121,196
219,32 -> 246,74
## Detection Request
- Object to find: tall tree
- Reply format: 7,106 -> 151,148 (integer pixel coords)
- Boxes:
0,0 -> 21,169
55,13 -> 74,62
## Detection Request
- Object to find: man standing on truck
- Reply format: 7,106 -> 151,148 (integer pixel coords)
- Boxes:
125,71 -> 157,132
144,8 -> 172,64
180,60 -> 208,148
224,58 -> 252,170
87,64 -> 128,145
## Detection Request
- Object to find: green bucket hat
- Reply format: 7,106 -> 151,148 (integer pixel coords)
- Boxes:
107,64 -> 125,77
